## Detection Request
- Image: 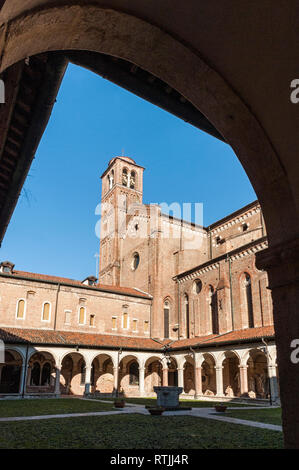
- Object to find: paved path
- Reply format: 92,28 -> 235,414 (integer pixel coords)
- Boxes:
0,399 -> 282,432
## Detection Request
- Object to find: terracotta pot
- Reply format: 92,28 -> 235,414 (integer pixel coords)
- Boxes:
114,401 -> 125,408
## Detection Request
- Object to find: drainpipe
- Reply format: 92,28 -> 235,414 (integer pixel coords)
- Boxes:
53,283 -> 61,331
227,255 -> 235,330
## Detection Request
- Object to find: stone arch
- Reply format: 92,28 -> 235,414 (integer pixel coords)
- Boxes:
60,351 -> 85,395
0,3 -> 293,248
1,1 -> 298,445
91,353 -> 115,394
144,356 -> 162,395
27,350 -> 56,393
119,354 -> 140,397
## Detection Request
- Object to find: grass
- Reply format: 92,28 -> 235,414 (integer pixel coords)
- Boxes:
0,398 -> 114,417
224,407 -> 282,426
0,414 -> 283,449
97,397 -> 258,408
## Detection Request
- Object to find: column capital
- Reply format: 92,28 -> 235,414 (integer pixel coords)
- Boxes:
239,364 -> 248,369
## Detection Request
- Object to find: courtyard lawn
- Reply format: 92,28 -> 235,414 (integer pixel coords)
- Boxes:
98,397 -> 258,408
0,398 -> 114,418
0,414 -> 283,449
223,407 -> 282,426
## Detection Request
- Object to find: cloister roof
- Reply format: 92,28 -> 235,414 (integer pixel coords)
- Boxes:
0,270 -> 152,300
0,325 -> 275,352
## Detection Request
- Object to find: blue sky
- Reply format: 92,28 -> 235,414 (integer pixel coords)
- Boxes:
0,63 -> 256,280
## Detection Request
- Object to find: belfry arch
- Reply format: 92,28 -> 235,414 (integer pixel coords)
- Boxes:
0,1 -> 298,448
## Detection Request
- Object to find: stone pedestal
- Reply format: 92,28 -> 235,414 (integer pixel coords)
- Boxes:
154,386 -> 183,409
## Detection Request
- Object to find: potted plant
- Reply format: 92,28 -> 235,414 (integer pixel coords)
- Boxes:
114,398 -> 126,408
148,406 -> 165,416
214,403 -> 227,412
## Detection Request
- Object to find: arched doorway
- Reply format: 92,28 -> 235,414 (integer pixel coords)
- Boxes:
119,355 -> 140,397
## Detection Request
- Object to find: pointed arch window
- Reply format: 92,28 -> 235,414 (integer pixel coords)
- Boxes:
184,294 -> 190,338
30,362 -> 41,386
164,300 -> 170,339
122,168 -> 128,186
208,286 -> 218,334
41,362 -> 51,386
244,273 -> 254,328
130,171 -> 136,189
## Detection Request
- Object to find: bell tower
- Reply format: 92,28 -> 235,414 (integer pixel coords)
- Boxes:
98,156 -> 144,286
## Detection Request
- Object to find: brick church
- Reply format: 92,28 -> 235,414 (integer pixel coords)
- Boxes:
0,156 -> 279,403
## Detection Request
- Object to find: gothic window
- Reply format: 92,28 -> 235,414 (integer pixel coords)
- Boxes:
16,299 -> 25,319
112,317 -> 117,330
208,286 -> 219,334
30,362 -> 41,386
122,168 -> 128,187
132,252 -> 140,270
132,319 -> 138,332
164,300 -> 170,339
144,321 -> 149,333
89,314 -> 95,327
129,362 -> 139,385
42,302 -> 50,322
41,362 -> 51,386
193,279 -> 202,294
108,170 -> 114,190
130,171 -> 136,189
184,294 -> 190,338
244,273 -> 254,328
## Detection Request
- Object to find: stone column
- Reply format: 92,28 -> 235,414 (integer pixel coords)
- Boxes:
84,365 -> 91,396
215,366 -> 224,397
139,366 -> 145,397
256,239 -> 299,448
19,364 -> 26,395
239,365 -> 249,396
162,367 -> 168,387
177,367 -> 184,389
113,366 -> 119,395
55,366 -> 61,396
195,366 -> 202,397
268,364 -> 279,404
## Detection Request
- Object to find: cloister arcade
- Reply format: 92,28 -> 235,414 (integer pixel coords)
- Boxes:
0,343 -> 279,403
